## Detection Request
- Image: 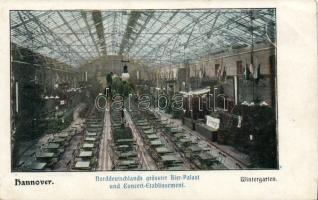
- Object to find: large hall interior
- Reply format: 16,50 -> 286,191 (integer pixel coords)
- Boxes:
10,9 -> 277,171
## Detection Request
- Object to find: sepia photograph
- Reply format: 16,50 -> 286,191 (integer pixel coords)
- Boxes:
10,9 -> 277,172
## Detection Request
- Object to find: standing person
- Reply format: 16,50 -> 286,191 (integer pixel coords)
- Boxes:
106,72 -> 113,97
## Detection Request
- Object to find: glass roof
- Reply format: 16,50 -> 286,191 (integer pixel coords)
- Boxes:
10,9 -> 275,67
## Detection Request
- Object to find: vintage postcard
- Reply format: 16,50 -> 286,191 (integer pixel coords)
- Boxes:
0,0 -> 317,199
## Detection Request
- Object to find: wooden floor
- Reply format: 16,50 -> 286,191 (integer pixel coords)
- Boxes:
98,105 -> 112,170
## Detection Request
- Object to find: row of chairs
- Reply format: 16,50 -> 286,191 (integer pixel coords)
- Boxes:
146,110 -> 226,170
110,108 -> 141,170
128,106 -> 185,170
71,108 -> 104,171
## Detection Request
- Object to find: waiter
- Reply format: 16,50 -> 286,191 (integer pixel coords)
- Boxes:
106,72 -> 113,97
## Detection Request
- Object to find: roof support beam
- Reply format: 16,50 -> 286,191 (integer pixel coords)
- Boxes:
57,11 -> 95,59
132,12 -> 178,56
11,12 -> 48,29
183,24 -> 196,49
119,11 -> 141,55
19,12 -> 77,66
81,11 -> 101,58
141,12 -> 209,59
25,12 -> 85,62
185,13 -> 249,47
30,12 -> 113,38
92,10 -> 107,55
227,17 -> 263,38
127,11 -> 154,52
